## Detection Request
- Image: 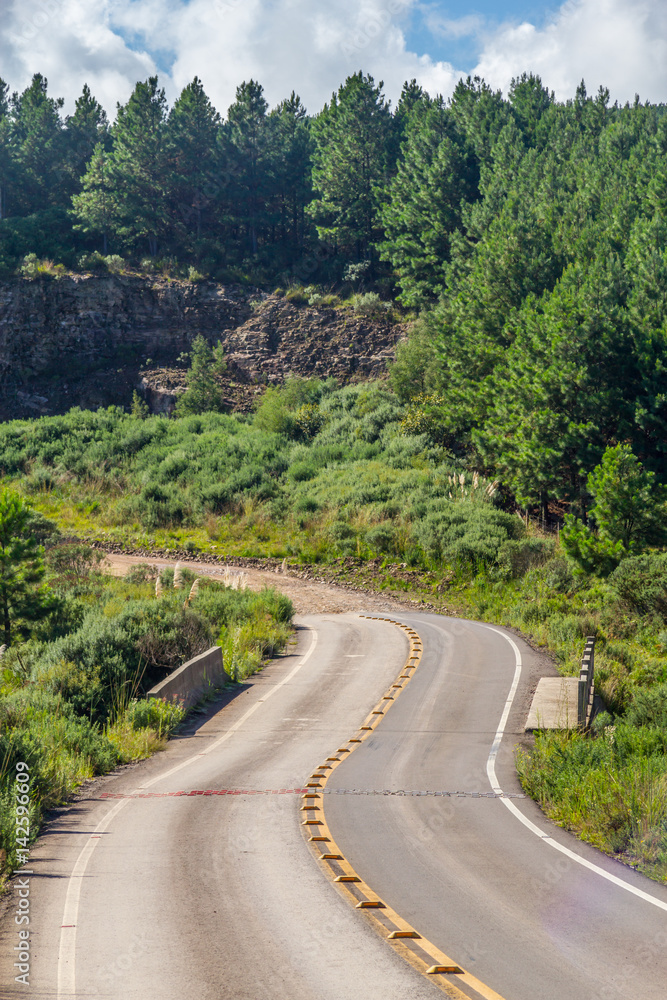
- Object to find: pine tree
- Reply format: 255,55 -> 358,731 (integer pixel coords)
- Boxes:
175,336 -> 227,415
71,143 -> 117,253
0,78 -> 12,221
508,73 -> 553,147
380,97 -> 473,307
9,74 -> 65,214
393,79 -> 428,144
268,93 -> 313,259
308,73 -> 394,265
109,77 -> 169,256
562,445 -> 667,575
227,81 -> 270,258
166,77 -> 223,246
63,84 -> 109,195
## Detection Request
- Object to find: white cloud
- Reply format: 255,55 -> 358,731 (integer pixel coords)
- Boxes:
423,11 -> 484,41
473,0 -> 667,103
111,0 -> 463,115
0,0 -> 462,116
2,0 -> 157,112
3,0 -> 667,120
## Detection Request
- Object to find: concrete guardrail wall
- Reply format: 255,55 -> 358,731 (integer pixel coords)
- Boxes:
147,646 -> 228,709
577,636 -> 596,727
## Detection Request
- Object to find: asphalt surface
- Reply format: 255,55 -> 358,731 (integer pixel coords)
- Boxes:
1,612 -> 667,1000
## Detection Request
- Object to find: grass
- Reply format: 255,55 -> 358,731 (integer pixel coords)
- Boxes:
0,548 -> 295,885
1,380 -> 667,881
517,726 -> 667,880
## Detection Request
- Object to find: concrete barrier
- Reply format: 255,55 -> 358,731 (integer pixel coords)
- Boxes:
147,646 -> 228,709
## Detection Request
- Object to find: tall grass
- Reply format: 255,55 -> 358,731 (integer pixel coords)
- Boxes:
517,725 -> 667,879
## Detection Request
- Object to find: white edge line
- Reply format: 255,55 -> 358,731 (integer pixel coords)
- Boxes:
56,628 -> 319,998
480,622 -> 667,915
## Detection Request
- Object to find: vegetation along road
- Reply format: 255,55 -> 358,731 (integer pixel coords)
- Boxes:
1,612 -> 666,1000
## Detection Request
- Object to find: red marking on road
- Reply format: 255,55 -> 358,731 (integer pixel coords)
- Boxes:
98,788 -> 310,799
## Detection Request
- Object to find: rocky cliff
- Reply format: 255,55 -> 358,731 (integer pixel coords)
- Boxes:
0,275 -> 405,418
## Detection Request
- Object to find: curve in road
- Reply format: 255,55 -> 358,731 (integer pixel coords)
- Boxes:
2,611 -> 667,1000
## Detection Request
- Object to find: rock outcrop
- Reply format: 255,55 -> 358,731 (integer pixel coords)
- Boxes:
0,275 -> 406,418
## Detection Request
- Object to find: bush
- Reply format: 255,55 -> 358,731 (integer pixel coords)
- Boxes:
495,538 -> 556,580
285,286 -> 309,305
625,683 -> 667,729
289,461 -> 317,482
411,502 -> 525,571
366,523 -> 397,554
352,292 -> 392,318
122,697 -> 185,736
18,254 -> 66,280
77,251 -> 108,272
105,255 -> 125,274
610,553 -> 667,619
35,599 -> 213,721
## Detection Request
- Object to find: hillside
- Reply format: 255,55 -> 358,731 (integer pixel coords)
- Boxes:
0,275 -> 405,418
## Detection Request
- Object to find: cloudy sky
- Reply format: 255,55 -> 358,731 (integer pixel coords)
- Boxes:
3,0 -> 667,117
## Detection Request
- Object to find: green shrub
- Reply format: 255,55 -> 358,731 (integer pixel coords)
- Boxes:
295,496 -> 319,513
285,286 -> 309,305
289,461 -> 317,482
411,502 -> 525,571
123,697 -> 185,736
77,251 -> 108,272
366,523 -> 397,554
105,255 -> 125,274
352,292 -> 392,318
35,599 -> 213,721
18,254 -> 66,279
495,538 -> 556,579
625,683 -> 667,729
610,554 -> 667,619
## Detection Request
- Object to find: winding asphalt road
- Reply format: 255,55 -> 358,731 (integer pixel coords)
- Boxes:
1,613 -> 667,999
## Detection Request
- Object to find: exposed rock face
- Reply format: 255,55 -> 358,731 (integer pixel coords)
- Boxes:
0,276 -> 406,418
221,294 -> 403,385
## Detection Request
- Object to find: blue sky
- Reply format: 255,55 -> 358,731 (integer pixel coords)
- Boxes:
405,1 -> 557,67
3,0 -> 667,117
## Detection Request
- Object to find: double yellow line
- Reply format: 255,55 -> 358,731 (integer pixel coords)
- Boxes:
301,616 -> 508,1000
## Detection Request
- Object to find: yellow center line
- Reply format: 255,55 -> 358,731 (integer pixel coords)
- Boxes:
301,615 -> 510,1000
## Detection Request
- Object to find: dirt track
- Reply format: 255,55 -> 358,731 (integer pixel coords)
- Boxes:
102,552 -> 414,615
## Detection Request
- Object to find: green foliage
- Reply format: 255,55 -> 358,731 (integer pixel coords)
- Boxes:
352,292 -> 392,317
563,445 -> 667,575
121,697 -> 185,737
609,553 -> 667,619
411,501 -> 524,572
131,390 -> 150,419
174,335 -> 227,416
308,73 -> 394,264
380,95 -> 475,307
18,253 -> 66,279
0,489 -> 54,646
517,725 -> 667,878
0,559 -> 295,878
